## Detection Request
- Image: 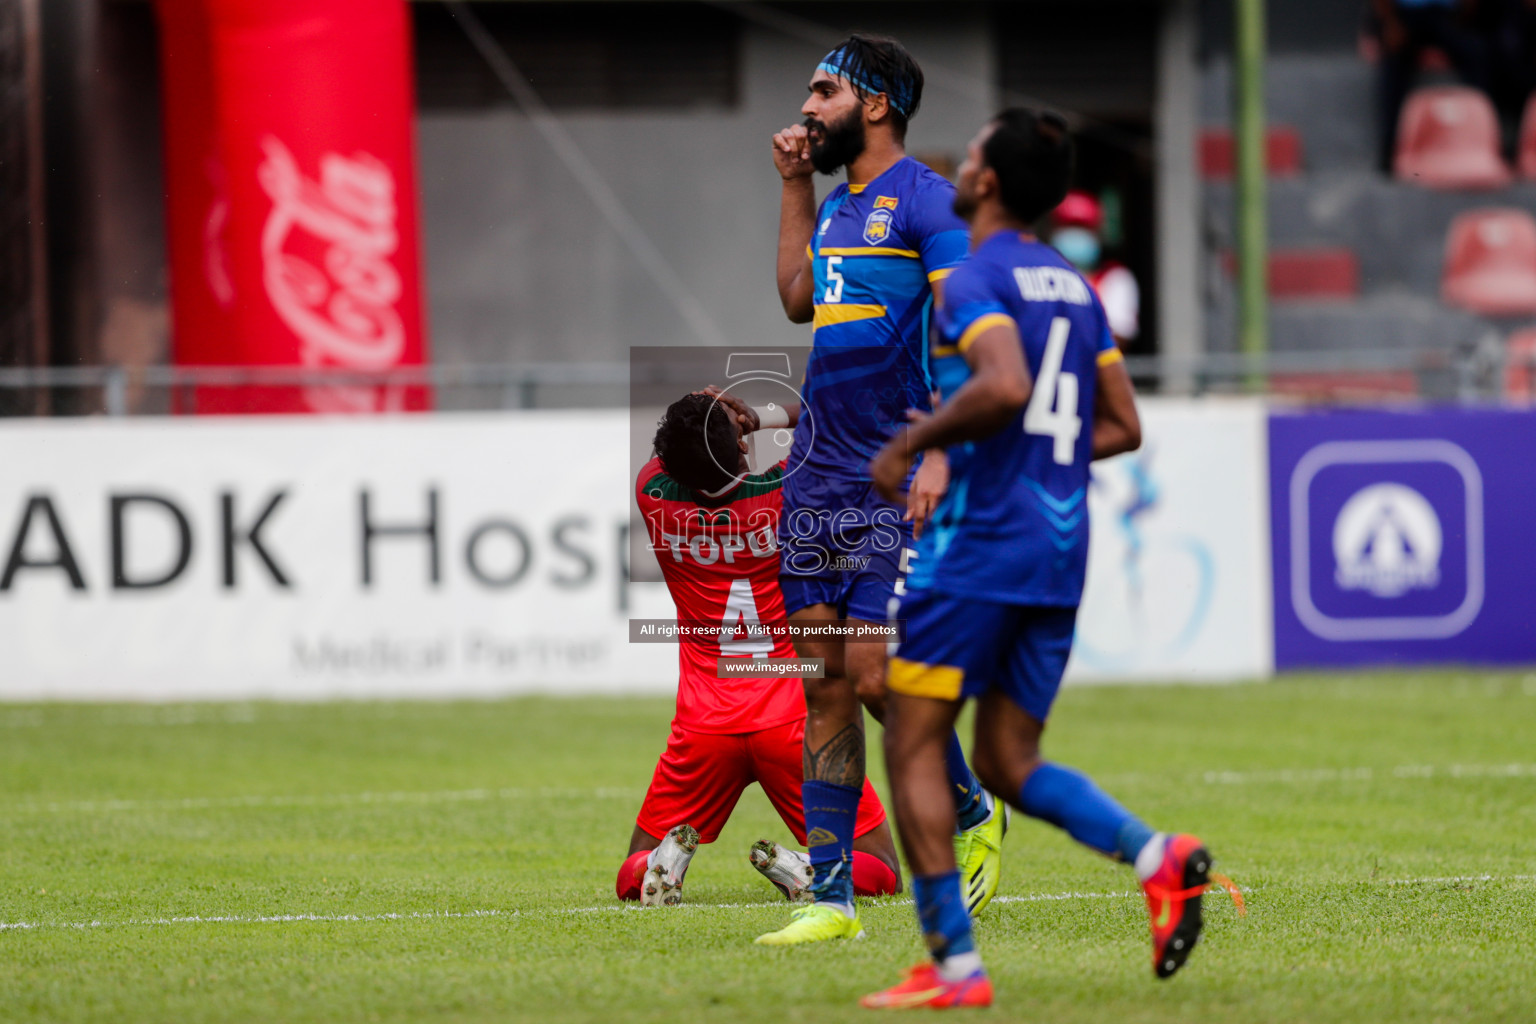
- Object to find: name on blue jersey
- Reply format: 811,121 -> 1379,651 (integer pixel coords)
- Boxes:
1012,266 -> 1093,306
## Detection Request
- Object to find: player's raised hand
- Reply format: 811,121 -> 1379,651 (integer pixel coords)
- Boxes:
771,124 -> 813,181
697,386 -> 761,434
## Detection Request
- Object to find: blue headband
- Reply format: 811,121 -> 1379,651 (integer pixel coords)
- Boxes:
818,47 -> 914,119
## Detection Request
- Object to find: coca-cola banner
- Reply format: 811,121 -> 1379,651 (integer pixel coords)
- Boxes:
154,0 -> 429,413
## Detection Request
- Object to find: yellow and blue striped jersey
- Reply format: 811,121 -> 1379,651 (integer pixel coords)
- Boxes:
787,156 -> 969,488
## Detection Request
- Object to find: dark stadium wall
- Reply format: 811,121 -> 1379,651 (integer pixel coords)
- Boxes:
20,0 -> 1199,403
413,1 -> 997,369
1198,0 -> 1362,60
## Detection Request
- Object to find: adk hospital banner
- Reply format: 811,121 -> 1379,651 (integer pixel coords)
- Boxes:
0,413 -> 675,700
2,403 -> 1532,699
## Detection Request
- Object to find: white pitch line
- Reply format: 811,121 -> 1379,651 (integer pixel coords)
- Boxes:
8,762 -> 1532,817
1198,764 -> 1536,785
7,786 -> 643,815
0,891 -> 1157,933
0,908 -> 512,932
4,875 -> 1532,935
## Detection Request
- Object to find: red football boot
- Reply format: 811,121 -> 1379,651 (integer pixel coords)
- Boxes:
1140,833 -> 1245,979
860,963 -> 993,1010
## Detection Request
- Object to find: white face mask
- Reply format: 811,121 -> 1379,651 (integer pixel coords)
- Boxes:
1051,227 -> 1101,270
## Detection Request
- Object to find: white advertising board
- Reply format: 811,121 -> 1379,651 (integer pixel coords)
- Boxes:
0,402 -> 1274,701
0,412 -> 676,700
1068,397 -> 1274,683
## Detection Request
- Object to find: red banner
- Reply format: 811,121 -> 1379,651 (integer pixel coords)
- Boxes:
155,0 -> 430,413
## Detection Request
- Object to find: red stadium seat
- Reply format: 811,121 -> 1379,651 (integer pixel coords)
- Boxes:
1198,126 -> 1303,179
1441,209 -> 1536,316
1265,248 -> 1360,300
1270,372 -> 1419,402
1506,328 -> 1536,400
1520,94 -> 1536,180
1220,247 -> 1360,300
1357,32 -> 1451,70
1393,86 -> 1512,189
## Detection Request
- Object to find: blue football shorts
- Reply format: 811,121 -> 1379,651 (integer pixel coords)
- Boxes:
886,587 -> 1078,722
778,481 -> 913,624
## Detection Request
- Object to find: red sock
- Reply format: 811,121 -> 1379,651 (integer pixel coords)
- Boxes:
852,851 -> 899,897
615,849 -> 651,901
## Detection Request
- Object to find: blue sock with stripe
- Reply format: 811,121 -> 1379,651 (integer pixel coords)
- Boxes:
802,779 -> 859,906
1017,762 -> 1155,862
946,731 -> 990,832
912,871 -> 977,968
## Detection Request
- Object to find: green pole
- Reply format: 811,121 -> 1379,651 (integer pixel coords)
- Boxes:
1235,0 -> 1269,388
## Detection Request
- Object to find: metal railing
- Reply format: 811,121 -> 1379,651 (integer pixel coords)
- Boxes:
0,362 -> 636,416
0,341 -> 1528,416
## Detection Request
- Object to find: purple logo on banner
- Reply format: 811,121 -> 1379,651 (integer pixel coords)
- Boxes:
1290,441 -> 1482,640
1270,410 -> 1536,669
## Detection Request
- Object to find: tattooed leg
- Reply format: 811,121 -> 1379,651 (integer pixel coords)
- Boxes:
804,721 -> 865,789
788,603 -> 865,783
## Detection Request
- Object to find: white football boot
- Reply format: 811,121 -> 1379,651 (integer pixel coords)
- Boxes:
640,824 -> 699,906
749,839 -> 815,902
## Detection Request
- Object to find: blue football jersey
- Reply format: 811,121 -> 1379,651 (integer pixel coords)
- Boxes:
908,230 -> 1122,607
784,157 -> 969,495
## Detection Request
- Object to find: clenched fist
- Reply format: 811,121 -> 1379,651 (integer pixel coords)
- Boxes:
771,124 -> 813,181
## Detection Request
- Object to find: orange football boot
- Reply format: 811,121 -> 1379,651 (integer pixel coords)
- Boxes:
1140,833 -> 1245,979
860,963 -> 993,1010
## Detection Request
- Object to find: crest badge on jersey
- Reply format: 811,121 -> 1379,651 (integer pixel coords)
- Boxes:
863,207 -> 895,245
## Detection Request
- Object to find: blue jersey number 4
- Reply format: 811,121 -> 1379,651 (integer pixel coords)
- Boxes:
1023,316 -> 1083,466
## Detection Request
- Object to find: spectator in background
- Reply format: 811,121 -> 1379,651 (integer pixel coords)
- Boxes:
1373,0 -> 1494,173
1049,190 -> 1139,346
1486,0 -> 1536,148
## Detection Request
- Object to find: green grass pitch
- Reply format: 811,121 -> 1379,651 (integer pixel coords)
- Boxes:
3,671 -> 1535,1023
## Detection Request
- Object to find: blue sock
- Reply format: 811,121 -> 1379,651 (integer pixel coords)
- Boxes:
912,871 -> 976,962
1017,762 -> 1154,861
802,779 -> 859,905
945,732 -> 989,832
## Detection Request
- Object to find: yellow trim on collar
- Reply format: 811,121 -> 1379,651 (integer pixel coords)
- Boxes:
818,246 -> 920,258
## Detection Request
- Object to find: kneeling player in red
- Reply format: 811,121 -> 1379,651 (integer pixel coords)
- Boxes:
617,392 -> 901,908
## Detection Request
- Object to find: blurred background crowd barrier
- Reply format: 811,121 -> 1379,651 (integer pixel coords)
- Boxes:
3,0 -> 1535,414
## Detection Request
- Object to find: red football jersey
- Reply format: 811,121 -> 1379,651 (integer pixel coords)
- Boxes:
636,456 -> 804,734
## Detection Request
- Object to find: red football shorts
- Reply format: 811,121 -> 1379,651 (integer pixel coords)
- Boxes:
635,717 -> 887,845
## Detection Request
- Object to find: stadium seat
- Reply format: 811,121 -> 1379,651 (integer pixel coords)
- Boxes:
1505,328 -> 1536,400
1520,94 -> 1536,180
1357,31 -> 1452,71
1393,86 -> 1512,189
1220,247 -> 1360,300
1270,371 -> 1419,402
1198,126 -> 1303,179
1266,248 -> 1360,300
1441,209 -> 1536,316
